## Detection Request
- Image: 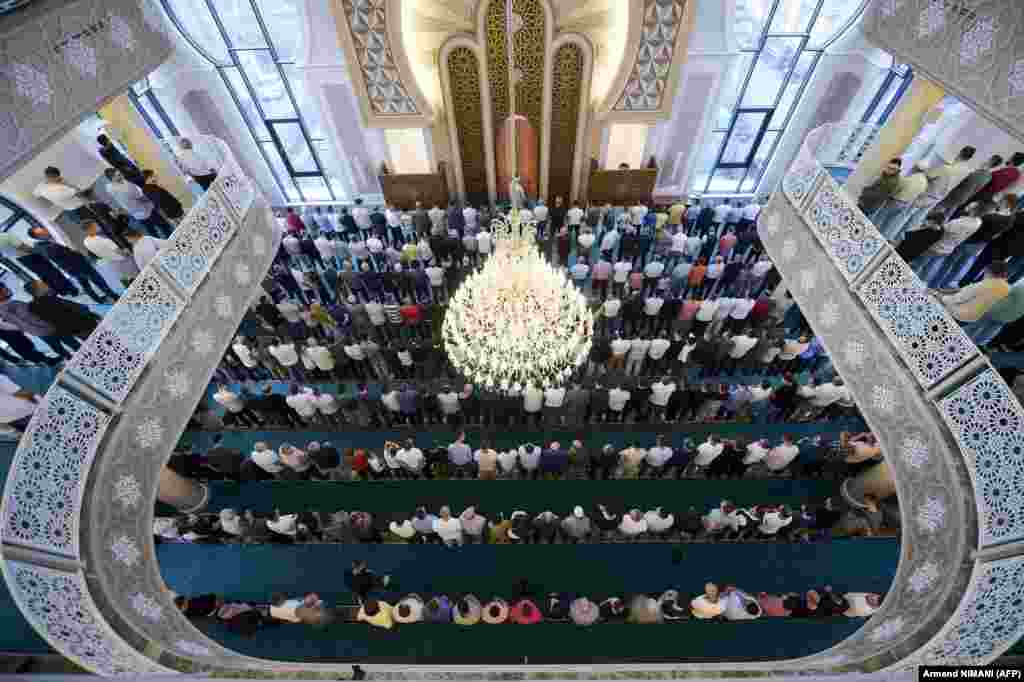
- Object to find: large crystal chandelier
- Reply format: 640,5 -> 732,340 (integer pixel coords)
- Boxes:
443,208 -> 593,392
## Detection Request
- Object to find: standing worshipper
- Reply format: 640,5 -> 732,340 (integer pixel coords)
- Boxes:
175,138 -> 219,190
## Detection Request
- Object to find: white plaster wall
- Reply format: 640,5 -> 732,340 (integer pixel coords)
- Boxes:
0,120 -> 106,228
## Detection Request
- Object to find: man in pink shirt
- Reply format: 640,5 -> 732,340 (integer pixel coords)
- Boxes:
676,299 -> 701,337
592,258 -> 612,300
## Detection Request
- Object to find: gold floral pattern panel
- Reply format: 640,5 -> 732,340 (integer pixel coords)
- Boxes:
548,42 -> 584,203
485,0 -> 510,126
512,0 -> 546,138
447,47 -> 488,199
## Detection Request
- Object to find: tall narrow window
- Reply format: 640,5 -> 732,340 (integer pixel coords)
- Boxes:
159,0 -> 341,203
693,0 -> 864,195
860,62 -> 912,126
384,129 -> 431,175
128,78 -> 180,140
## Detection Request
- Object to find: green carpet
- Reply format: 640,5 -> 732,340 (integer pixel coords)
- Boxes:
204,478 -> 840,514
183,422 -> 864,456
159,540 -> 897,663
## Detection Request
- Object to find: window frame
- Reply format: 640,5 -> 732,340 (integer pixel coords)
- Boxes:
128,78 -> 180,140
860,62 -> 913,125
695,0 -> 854,196
158,0 -> 337,203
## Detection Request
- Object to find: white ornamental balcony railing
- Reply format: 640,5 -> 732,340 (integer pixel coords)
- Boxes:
759,121 -> 1024,670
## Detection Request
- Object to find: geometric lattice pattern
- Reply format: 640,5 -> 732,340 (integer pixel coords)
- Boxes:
548,42 -> 584,203
938,370 -> 1024,547
0,387 -> 111,557
511,0 -> 546,141
921,556 -> 1024,664
864,0 -> 1024,142
3,562 -> 170,675
157,190 -> 236,294
615,0 -> 686,111
63,269 -> 183,403
781,156 -> 822,210
341,0 -> 418,115
858,255 -> 977,389
447,47 -> 488,199
803,175 -> 884,280
484,0 -> 511,126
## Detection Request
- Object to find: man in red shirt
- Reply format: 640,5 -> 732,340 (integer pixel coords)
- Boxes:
974,152 -> 1024,204
285,207 -> 306,234
399,300 -> 422,340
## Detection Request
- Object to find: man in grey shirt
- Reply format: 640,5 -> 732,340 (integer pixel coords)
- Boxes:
447,432 -> 474,478
411,507 -> 438,543
564,383 -> 590,426
561,506 -> 592,543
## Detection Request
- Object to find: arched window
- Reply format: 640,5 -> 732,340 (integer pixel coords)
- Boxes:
159,0 -> 340,203
692,0 -> 866,195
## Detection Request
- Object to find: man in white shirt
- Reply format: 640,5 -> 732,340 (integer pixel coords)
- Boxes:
645,507 -> 674,535
644,435 -> 674,476
626,336 -> 650,375
426,204 -> 444,234
694,435 -> 724,469
303,340 -> 336,378
742,439 -> 771,466
106,170 -> 171,237
578,227 -> 596,254
648,376 -> 676,420
83,222 -> 137,285
352,198 -> 371,235
519,442 -> 542,477
629,203 -> 648,227
497,449 -> 519,477
269,340 -> 304,380
313,231 -> 336,265
533,201 -> 549,232
647,335 -> 671,373
123,229 -> 167,272
476,228 -> 492,257
712,201 -> 730,230
33,167 -> 90,221
612,260 -> 632,295
543,385 -> 566,426
567,203 -> 585,237
619,509 -> 647,540
762,435 -> 800,473
396,438 -> 425,478
463,205 -> 479,231
0,374 -> 39,431
436,385 -> 460,423
175,137 -> 219,189
523,384 -> 544,423
727,330 -> 758,372
433,506 -> 463,546
643,259 -> 665,295
211,384 -> 259,427
727,297 -> 756,332
311,389 -> 342,425
759,507 -> 794,537
570,258 -> 590,290
643,295 -> 664,334
685,234 -> 704,259
607,384 -> 631,422
600,227 -> 619,259
250,442 -> 284,476
286,385 -> 319,425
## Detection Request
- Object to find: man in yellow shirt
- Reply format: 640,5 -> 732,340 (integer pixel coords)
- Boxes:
877,169 -> 929,241
357,598 -> 395,629
936,260 -> 1010,322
